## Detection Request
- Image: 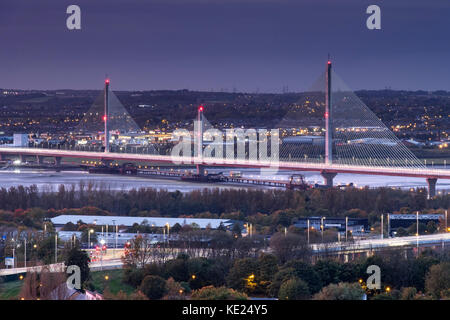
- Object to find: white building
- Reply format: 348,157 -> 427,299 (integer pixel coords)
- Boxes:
13,133 -> 28,147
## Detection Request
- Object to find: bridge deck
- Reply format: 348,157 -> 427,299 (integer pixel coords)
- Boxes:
0,147 -> 449,179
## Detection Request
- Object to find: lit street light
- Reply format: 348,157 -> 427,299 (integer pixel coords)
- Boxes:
88,229 -> 94,249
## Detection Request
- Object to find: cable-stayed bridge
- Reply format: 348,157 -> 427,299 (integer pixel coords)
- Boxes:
0,60 -> 449,197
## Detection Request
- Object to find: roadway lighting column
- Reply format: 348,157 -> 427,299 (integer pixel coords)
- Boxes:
381,214 -> 384,240
115,224 -> 118,257
24,239 -> 26,269
321,217 -> 325,242
307,219 -> 310,244
345,217 -> 348,241
112,220 -> 116,258
445,210 -> 448,232
55,234 -> 58,264
387,214 -> 390,238
416,211 -> 419,254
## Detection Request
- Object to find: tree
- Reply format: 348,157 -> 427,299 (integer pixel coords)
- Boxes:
163,277 -> 185,300
278,278 -> 310,300
20,267 -> 70,300
191,286 -> 247,300
165,257 -> 189,282
282,260 -> 323,294
400,287 -> 417,300
269,232 -> 308,264
396,227 -> 408,237
232,223 -> 242,238
37,234 -> 60,264
227,258 -> 259,293
139,275 -> 167,300
257,254 -> 278,293
65,246 -> 90,287
313,282 -> 365,300
425,262 -> 450,299
171,223 -> 182,233
122,235 -> 153,268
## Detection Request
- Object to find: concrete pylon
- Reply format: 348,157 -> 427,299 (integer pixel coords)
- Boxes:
426,178 -> 437,199
196,105 -> 204,175
325,59 -> 333,165
104,78 -> 110,153
37,155 -> 45,165
54,157 -> 62,167
321,170 -> 337,187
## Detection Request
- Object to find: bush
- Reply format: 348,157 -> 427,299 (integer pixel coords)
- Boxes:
191,286 -> 247,300
278,278 -> 310,300
425,262 -> 450,299
313,282 -> 365,300
139,275 -> 167,300
123,268 -> 145,288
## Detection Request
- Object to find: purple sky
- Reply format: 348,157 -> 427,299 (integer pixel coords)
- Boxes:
1,0 -> 449,92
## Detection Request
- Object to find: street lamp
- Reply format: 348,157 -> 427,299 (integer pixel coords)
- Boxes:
24,239 -> 27,269
55,234 -> 58,264
445,210 -> 448,233
345,216 -> 348,242
321,217 -> 326,242
88,229 -> 94,249
307,219 -> 310,245
416,211 -> 419,254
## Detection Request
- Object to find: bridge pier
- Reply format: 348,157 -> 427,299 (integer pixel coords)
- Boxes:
426,178 -> 437,199
37,155 -> 45,165
54,157 -> 62,167
321,171 -> 337,187
196,164 -> 205,176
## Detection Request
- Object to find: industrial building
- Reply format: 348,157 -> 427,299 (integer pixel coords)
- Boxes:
50,215 -> 237,230
389,214 -> 444,230
294,217 -> 368,233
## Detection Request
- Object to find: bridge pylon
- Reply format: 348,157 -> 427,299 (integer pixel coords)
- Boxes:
196,105 -> 204,175
104,78 -> 110,153
325,58 -> 332,165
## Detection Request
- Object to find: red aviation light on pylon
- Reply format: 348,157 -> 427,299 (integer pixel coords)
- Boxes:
198,105 -> 204,112
105,78 -> 110,85
103,115 -> 107,122
327,60 -> 331,65
324,112 -> 329,118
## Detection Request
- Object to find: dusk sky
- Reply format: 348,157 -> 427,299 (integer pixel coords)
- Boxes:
1,0 -> 449,92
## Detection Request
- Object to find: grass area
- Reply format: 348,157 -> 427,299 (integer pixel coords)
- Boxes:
88,269 -> 135,296
0,280 -> 23,300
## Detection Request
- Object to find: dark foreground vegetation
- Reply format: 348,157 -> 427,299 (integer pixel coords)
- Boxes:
0,184 -> 449,300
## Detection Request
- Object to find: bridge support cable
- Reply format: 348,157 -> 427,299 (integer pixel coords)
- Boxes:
75,80 -> 157,155
277,60 -> 426,171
